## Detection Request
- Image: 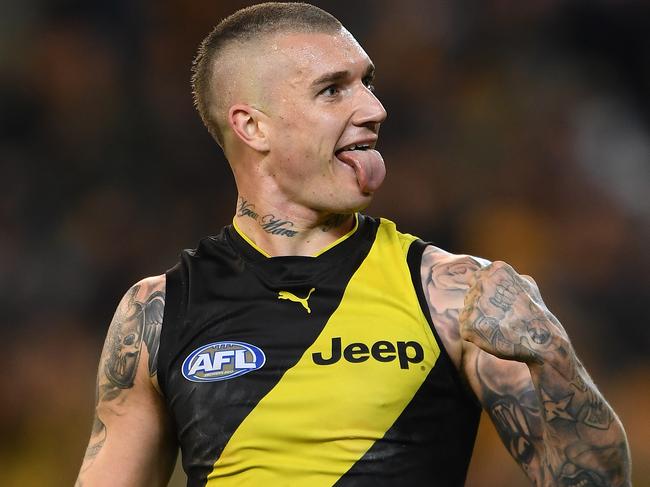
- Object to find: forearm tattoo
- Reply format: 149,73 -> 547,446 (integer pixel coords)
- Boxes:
78,282 -> 165,475
422,250 -> 630,486
477,364 -> 544,481
468,265 -> 629,486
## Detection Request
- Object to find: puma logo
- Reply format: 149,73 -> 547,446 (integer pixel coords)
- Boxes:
278,288 -> 316,313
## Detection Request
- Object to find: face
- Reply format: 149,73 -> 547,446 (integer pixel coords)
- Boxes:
257,29 -> 387,214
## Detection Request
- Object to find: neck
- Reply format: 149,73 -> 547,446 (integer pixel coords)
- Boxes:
233,195 -> 356,257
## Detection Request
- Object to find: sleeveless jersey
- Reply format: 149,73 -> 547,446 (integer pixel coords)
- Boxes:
158,214 -> 480,486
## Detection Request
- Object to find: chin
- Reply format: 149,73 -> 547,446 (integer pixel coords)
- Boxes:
328,194 -> 374,214
301,179 -> 378,214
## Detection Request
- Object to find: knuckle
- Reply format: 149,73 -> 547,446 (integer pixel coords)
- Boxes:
521,274 -> 537,287
492,260 -> 516,274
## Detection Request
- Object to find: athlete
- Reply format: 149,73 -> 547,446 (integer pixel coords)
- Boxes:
76,3 -> 630,486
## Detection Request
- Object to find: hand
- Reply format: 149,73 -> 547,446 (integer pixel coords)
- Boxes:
459,261 -> 565,364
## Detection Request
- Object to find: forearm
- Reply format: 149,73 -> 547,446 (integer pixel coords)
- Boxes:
527,337 -> 631,487
460,261 -> 631,486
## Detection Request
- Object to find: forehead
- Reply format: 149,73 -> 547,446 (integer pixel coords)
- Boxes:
266,30 -> 372,80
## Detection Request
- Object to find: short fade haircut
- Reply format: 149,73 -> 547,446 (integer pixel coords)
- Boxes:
191,2 -> 343,147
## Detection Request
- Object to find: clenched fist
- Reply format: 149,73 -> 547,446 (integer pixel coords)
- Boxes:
459,261 -> 568,365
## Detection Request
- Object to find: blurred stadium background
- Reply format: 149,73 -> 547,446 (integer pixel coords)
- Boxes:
1,1 -> 648,485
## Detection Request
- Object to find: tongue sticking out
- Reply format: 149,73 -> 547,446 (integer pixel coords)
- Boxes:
336,149 -> 386,194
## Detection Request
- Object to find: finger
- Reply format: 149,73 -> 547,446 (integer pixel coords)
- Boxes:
458,303 -> 475,337
520,274 -> 546,305
464,276 -> 484,305
521,274 -> 537,287
467,265 -> 483,288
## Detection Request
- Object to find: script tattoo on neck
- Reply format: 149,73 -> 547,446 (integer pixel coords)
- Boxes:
237,197 -> 299,238
237,198 -> 259,220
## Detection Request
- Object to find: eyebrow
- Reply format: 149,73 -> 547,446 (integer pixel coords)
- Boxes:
310,64 -> 376,88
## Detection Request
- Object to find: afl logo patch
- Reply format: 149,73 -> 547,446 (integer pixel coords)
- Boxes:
182,341 -> 266,382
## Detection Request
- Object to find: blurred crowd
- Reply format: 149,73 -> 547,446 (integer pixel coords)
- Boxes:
1,1 -> 648,485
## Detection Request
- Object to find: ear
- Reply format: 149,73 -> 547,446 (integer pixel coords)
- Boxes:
228,104 -> 270,152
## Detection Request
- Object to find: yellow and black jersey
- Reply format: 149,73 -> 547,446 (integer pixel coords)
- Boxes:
158,214 -> 480,486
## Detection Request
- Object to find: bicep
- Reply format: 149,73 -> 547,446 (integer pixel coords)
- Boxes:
419,246 -> 485,370
77,277 -> 177,487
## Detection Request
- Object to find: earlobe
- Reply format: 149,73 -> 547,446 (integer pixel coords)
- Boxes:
228,104 -> 269,152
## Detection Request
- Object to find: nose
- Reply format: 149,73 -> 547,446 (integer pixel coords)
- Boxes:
352,86 -> 387,131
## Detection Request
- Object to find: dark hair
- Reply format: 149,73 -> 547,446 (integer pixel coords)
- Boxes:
191,2 -> 342,147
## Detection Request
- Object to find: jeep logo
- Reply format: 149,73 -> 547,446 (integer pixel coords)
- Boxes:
312,337 -> 424,369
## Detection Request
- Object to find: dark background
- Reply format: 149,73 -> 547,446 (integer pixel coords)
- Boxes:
1,1 -> 648,485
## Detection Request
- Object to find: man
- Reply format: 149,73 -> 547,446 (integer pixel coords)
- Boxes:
76,3 -> 630,486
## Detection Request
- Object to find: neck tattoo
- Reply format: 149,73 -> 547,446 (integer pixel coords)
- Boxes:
320,213 -> 350,232
237,197 -> 299,238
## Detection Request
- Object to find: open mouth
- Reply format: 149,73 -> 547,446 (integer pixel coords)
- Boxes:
333,141 -> 386,194
335,143 -> 372,157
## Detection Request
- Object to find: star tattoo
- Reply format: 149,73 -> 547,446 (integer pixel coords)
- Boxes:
541,390 -> 575,422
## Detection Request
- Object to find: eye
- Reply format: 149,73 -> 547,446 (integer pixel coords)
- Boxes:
363,75 -> 375,92
320,84 -> 340,97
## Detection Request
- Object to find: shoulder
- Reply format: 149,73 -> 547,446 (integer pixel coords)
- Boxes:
418,245 -> 490,369
419,245 -> 490,305
420,244 -> 490,276
128,275 -> 166,300
111,275 -> 166,332
114,276 -> 166,328
108,275 -> 167,391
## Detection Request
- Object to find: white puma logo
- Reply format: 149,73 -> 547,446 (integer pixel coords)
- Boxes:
278,288 -> 316,314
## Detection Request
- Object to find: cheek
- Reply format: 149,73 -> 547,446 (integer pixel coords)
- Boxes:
271,106 -> 344,176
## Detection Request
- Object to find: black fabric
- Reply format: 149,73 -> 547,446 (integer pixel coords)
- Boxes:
159,215 -> 378,486
159,218 -> 481,486
334,239 -> 480,487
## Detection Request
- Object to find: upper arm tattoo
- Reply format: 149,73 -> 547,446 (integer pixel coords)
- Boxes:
420,248 -> 482,344
78,280 -> 165,475
421,249 -> 629,486
104,285 -> 164,387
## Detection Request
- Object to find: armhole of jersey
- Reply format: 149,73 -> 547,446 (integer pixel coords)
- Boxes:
406,239 -> 480,407
158,262 -> 185,399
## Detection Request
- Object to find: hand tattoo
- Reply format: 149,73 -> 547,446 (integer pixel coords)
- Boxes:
417,254 -> 632,487
461,262 -> 563,365
488,276 -> 519,313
